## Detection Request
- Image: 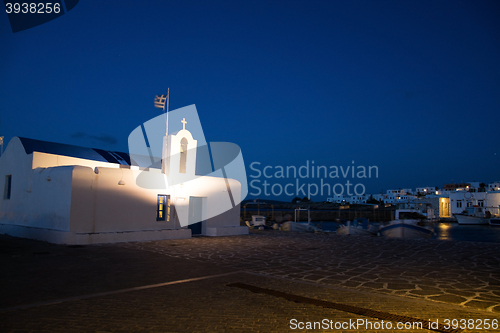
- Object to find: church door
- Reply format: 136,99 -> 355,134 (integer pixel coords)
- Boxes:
188,196 -> 206,235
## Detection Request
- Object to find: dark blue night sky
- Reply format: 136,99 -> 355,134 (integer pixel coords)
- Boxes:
1,0 -> 499,201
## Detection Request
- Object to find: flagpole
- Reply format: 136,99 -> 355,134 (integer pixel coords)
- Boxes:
155,91 -> 170,175
166,88 -> 169,136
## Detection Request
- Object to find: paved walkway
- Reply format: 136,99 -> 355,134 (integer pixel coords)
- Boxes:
120,230 -> 500,313
1,231 -> 499,332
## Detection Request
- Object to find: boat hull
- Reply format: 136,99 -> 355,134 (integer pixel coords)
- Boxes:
454,214 -> 489,225
490,218 -> 500,226
281,222 -> 317,232
378,222 -> 434,239
337,225 -> 374,236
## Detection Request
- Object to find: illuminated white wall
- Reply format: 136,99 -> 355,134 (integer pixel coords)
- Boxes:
0,138 -> 73,231
0,136 -> 246,244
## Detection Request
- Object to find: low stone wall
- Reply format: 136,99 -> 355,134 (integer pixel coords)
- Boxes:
242,209 -> 394,222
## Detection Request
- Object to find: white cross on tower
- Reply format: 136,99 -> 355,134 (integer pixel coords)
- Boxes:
181,118 -> 187,130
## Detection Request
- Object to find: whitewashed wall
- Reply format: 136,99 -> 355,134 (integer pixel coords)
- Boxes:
0,138 -> 73,231
0,137 -> 246,243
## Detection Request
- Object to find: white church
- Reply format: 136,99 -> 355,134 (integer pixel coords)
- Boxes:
0,106 -> 248,244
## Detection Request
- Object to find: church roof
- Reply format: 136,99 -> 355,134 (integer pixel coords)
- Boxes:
18,137 -> 131,166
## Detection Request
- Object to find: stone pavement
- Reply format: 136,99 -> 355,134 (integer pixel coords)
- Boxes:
119,230 -> 500,313
1,231 -> 499,332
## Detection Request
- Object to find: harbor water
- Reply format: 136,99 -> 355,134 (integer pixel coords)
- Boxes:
315,221 -> 500,243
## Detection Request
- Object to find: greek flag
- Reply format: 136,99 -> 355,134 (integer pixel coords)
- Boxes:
154,94 -> 168,110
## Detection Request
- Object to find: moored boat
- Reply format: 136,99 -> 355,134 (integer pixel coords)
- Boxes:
378,209 -> 434,239
337,218 -> 377,236
280,221 -> 319,232
454,214 -> 489,225
378,221 -> 434,238
490,218 -> 500,226
454,207 -> 489,225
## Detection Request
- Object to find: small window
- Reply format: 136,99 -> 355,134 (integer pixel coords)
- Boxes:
179,138 -> 188,173
157,194 -> 171,221
4,175 -> 11,200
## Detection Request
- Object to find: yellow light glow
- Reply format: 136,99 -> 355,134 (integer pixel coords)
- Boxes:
439,223 -> 451,230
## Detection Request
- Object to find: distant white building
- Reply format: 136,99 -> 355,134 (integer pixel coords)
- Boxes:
488,182 -> 500,191
441,183 -> 470,193
421,195 -> 452,218
326,194 -> 369,204
449,191 -> 500,216
384,194 -> 397,203
386,188 -> 413,196
397,194 -> 416,201
416,187 -> 436,195
370,194 -> 385,202
348,195 -> 367,204
326,194 -> 347,204
467,182 -> 481,191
